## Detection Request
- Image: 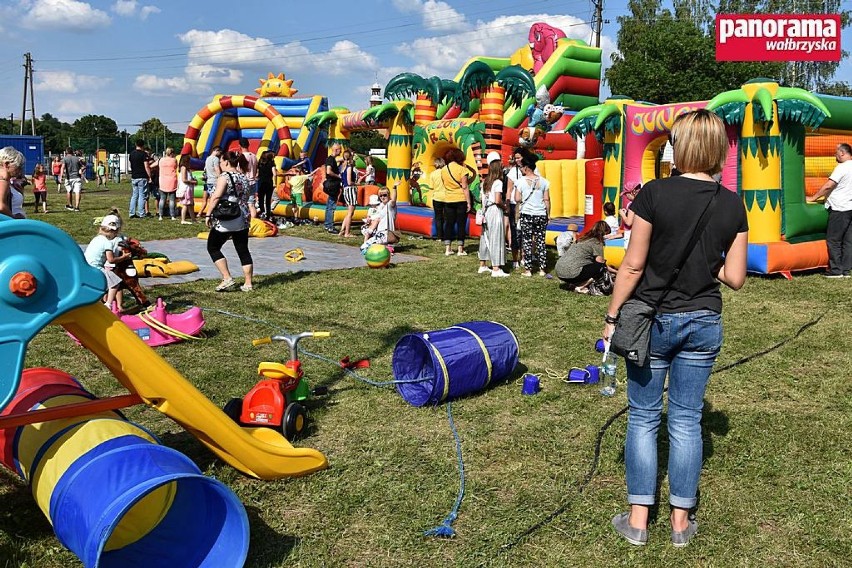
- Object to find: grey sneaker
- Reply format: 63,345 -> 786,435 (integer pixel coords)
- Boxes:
611,512 -> 648,546
671,519 -> 698,547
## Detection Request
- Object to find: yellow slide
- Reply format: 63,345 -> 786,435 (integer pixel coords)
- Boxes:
56,304 -> 328,480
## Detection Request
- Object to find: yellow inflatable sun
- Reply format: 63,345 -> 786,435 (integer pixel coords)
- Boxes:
255,72 -> 298,97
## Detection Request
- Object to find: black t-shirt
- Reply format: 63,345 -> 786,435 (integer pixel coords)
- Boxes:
324,156 -> 340,177
630,176 -> 748,314
324,156 -> 341,196
258,160 -> 274,186
129,149 -> 149,179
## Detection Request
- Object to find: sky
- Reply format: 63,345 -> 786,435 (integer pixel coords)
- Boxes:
0,0 -> 849,137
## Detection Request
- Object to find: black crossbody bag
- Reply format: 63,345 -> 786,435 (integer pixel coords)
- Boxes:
611,183 -> 720,366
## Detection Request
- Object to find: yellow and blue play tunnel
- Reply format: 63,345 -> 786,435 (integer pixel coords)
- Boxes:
0,368 -> 249,568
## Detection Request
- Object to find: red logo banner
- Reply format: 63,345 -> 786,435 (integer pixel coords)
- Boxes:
716,14 -> 841,62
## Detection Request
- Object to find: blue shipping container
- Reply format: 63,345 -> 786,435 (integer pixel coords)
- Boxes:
0,135 -> 44,175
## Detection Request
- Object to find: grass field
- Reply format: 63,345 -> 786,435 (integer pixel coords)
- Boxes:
1,183 -> 850,567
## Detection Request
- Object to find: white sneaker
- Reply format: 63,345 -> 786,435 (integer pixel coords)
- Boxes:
491,269 -> 510,278
477,266 -> 491,274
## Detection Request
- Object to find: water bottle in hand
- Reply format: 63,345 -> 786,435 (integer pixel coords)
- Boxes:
600,350 -> 618,397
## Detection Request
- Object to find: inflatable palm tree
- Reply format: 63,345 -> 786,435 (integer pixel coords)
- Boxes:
707,79 -> 830,243
453,62 -> 536,158
566,96 -> 636,206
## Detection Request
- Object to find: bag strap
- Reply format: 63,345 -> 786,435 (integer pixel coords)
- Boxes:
446,164 -> 461,187
654,182 -> 721,307
224,171 -> 236,196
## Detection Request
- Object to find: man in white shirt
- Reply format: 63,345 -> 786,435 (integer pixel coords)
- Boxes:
808,143 -> 852,277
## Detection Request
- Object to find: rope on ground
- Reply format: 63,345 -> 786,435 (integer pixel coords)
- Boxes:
423,401 -> 466,538
197,307 -> 429,387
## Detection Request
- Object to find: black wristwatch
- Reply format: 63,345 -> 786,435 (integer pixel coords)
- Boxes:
604,313 -> 619,324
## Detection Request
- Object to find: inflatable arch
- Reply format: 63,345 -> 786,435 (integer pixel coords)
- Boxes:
182,95 -> 292,167
574,80 -> 847,276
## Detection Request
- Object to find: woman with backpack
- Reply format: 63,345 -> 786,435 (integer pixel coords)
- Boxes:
205,151 -> 254,292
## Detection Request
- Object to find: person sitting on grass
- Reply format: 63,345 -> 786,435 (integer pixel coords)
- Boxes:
361,184 -> 399,252
554,220 -> 614,294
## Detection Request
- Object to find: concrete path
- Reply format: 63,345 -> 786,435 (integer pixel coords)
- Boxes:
106,235 -> 426,287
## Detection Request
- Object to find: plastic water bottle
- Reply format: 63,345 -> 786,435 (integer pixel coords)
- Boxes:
600,350 -> 618,397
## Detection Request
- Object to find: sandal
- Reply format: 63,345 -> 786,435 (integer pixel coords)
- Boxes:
215,279 -> 237,292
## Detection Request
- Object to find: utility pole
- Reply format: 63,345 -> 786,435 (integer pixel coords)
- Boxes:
20,53 -> 36,135
590,0 -> 606,48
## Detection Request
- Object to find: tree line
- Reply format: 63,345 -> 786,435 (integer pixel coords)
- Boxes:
0,114 -> 185,156
606,0 -> 851,104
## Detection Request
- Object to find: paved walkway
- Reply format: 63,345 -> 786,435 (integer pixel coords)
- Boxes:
110,235 -> 426,287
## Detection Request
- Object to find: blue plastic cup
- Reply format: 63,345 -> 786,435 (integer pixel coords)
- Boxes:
586,365 -> 600,384
521,374 -> 540,395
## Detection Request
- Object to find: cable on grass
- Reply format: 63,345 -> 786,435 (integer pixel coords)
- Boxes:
500,311 -> 826,552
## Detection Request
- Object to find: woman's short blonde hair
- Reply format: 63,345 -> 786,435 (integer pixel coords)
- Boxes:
670,109 -> 728,176
0,146 -> 25,169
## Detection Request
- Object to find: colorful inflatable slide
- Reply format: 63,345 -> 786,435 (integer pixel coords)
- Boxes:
0,215 -> 327,566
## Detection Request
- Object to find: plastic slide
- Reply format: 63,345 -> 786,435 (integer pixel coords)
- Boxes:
57,303 -> 328,480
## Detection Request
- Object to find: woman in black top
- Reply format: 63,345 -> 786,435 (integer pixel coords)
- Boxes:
257,151 -> 277,219
602,109 -> 748,547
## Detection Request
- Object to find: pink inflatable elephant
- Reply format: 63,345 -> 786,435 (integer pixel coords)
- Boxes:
529,22 -> 567,74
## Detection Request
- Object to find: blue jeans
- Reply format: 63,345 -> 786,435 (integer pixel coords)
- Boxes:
130,178 -> 148,217
324,196 -> 337,230
624,310 -> 722,509
158,190 -> 176,218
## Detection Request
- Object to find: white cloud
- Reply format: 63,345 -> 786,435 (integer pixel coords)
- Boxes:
134,74 -> 194,95
392,0 -> 467,32
139,5 -> 159,19
397,14 -> 615,80
20,0 -> 110,31
135,28 -> 381,96
35,70 -> 109,93
111,0 -> 135,16
112,1 -> 160,20
305,40 -> 379,76
57,98 -> 95,116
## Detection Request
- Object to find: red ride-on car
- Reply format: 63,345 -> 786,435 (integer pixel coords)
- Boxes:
224,331 -> 329,440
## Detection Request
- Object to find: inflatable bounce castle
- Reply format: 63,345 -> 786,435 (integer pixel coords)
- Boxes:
177,22 -> 851,276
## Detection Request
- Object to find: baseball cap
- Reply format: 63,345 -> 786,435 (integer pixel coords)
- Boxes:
101,214 -> 121,230
486,151 -> 502,164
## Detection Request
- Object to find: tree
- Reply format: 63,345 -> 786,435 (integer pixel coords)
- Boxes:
607,0 -> 782,102
71,115 -> 118,154
349,130 -> 386,156
135,118 -> 177,154
37,113 -> 71,154
607,0 -> 849,103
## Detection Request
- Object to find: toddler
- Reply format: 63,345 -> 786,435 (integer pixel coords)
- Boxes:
84,213 -> 130,307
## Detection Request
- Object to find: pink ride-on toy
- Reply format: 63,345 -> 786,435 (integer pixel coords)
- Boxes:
224,331 -> 330,440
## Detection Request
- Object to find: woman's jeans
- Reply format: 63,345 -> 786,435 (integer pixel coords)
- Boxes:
158,190 -> 176,218
624,310 -> 722,509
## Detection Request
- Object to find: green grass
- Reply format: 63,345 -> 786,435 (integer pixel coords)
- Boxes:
1,185 -> 850,567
